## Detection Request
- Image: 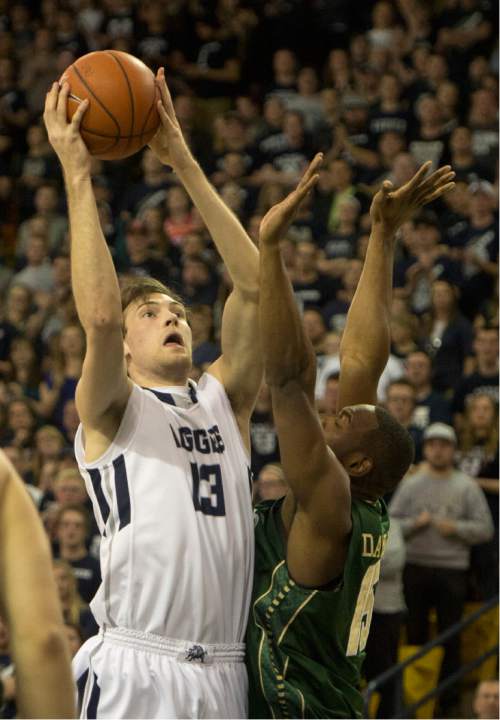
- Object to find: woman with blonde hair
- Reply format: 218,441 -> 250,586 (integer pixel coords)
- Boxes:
52,560 -> 97,640
457,393 -> 498,600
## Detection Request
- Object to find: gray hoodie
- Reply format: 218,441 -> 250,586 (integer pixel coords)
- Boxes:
389,468 -> 494,570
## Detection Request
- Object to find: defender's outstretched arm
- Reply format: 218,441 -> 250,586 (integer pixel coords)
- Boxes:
338,162 -> 455,409
259,155 -> 352,586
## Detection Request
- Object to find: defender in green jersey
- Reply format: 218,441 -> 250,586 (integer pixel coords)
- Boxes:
247,155 -> 455,718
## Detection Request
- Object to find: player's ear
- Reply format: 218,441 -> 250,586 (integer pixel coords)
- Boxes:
343,451 -> 373,477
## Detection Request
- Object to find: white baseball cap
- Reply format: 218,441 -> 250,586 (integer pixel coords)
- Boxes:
423,423 -> 457,444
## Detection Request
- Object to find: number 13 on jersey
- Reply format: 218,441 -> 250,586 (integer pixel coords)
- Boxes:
346,561 -> 381,656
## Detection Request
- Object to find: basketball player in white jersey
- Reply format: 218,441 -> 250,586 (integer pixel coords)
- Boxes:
43,69 -> 261,718
0,449 -> 75,717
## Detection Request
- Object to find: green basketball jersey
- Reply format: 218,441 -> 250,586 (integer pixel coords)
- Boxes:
246,496 -> 390,719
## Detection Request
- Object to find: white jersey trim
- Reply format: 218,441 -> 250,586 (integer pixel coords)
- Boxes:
75,384 -> 145,469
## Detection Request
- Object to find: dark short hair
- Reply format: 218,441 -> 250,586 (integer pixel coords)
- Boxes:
386,378 -> 416,396
121,278 -> 184,314
362,407 -> 415,496
56,503 -> 91,536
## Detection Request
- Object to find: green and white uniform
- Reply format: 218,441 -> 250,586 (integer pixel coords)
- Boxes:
246,496 -> 389,719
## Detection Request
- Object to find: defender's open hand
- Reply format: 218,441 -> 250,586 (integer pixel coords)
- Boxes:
259,153 -> 323,248
370,161 -> 456,235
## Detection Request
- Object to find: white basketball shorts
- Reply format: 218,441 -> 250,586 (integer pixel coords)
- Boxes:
73,627 -> 248,719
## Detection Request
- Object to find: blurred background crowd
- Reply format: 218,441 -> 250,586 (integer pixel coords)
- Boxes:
0,0 -> 497,717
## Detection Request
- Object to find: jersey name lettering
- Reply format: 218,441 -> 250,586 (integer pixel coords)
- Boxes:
170,424 -> 225,454
361,532 -> 387,558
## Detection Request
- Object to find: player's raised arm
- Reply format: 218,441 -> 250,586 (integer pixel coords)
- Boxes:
338,162 -> 456,409
0,450 -> 75,718
44,83 -> 131,445
259,155 -> 352,586
149,69 -> 261,440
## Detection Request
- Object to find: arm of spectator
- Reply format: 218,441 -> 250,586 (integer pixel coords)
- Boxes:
389,481 -> 432,537
335,124 -> 379,170
338,163 -> 455,409
463,247 -> 498,277
43,82 -> 131,436
379,520 -> 406,580
149,68 -> 262,429
0,450 -> 75,718
475,478 -> 499,494
183,58 -> 240,84
436,482 -> 494,544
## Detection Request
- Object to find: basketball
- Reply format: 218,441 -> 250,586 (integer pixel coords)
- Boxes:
60,51 -> 160,161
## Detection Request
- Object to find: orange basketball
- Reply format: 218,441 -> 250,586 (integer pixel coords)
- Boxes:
60,51 -> 160,161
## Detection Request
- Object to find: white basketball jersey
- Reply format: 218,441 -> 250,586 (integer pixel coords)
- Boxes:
74,373 -> 254,644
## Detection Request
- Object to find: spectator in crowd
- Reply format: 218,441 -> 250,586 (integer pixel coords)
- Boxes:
457,393 -> 499,599
364,518 -> 406,719
421,279 -> 474,393
39,322 -> 85,429
385,379 -> 423,463
250,383 -> 279,477
11,235 -> 54,294
54,504 -> 101,604
389,422 -> 494,714
63,622 -> 84,660
16,183 -> 67,256
405,350 -> 452,430
453,325 -> 499,423
52,559 -> 98,641
189,304 -> 220,369
292,240 -> 337,311
253,463 -> 287,504
473,679 -> 499,720
458,180 -> 498,319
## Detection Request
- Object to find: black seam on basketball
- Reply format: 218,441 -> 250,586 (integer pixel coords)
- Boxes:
139,88 -> 156,144
108,51 -> 135,152
82,128 -> 156,138
73,64 -> 121,152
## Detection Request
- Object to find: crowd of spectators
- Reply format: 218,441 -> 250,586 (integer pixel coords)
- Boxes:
0,0 -> 497,716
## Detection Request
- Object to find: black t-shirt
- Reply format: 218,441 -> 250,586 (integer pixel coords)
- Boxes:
408,131 -> 450,170
321,232 -> 357,260
293,274 -> 338,310
250,410 -> 279,477
322,297 -> 350,333
413,391 -> 452,430
452,370 -> 499,414
369,108 -> 410,140
191,36 -> 239,98
119,180 -> 170,217
424,314 -> 474,392
69,554 -> 102,604
453,221 -> 498,318
118,257 -> 173,287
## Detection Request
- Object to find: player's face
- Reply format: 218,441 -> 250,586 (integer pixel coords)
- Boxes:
124,293 -> 192,383
321,405 -> 378,459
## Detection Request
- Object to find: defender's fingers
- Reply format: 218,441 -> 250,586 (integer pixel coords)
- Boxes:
420,182 -> 456,205
70,98 -> 89,129
415,166 -> 454,195
414,171 -> 455,204
44,82 -> 59,114
406,160 -> 432,190
298,153 -> 323,189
